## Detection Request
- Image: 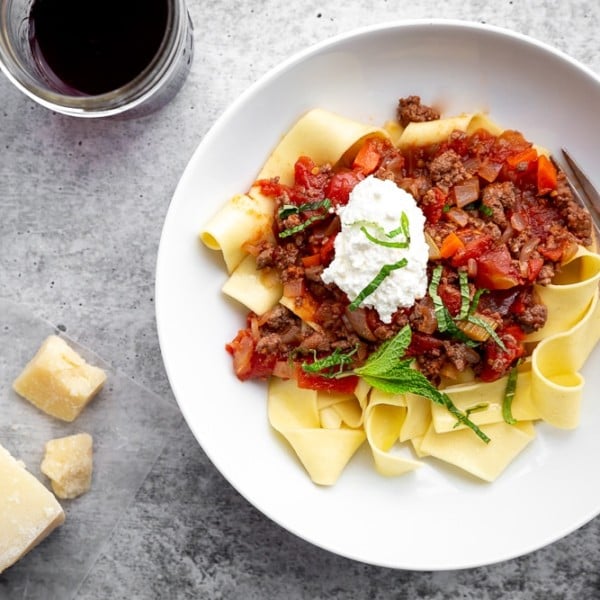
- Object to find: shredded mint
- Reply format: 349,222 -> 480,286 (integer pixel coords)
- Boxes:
354,212 -> 411,249
456,403 -> 490,427
429,265 -> 506,351
467,314 -> 506,349
348,258 -> 408,311
278,198 -> 332,219
429,265 -> 457,334
278,198 -> 332,238
502,365 -> 518,425
388,211 -> 411,240
458,270 -> 472,320
302,346 -> 358,377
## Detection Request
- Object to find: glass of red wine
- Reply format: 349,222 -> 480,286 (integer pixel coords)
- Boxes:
0,0 -> 193,118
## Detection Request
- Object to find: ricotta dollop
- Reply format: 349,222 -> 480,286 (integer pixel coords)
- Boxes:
321,175 -> 429,323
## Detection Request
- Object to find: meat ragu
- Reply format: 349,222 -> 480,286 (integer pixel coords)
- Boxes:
226,96 -> 592,391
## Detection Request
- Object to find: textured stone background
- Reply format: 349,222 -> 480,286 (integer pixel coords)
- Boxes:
1,1 -> 599,598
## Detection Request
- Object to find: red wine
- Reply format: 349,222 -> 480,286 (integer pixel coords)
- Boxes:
29,0 -> 169,96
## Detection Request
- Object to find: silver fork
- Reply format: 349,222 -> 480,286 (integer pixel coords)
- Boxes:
560,149 -> 600,235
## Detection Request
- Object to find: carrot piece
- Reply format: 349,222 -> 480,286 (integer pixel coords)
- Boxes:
506,147 -> 538,169
537,154 -> 557,194
439,231 -> 465,259
301,253 -> 321,267
352,137 -> 382,175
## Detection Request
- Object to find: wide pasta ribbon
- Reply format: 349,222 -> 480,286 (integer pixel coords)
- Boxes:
253,108 -> 387,186
433,362 -> 539,433
531,289 -> 600,428
267,377 -> 366,486
363,389 -> 428,477
525,246 -> 600,342
201,108 -> 388,315
524,246 -> 600,428
418,420 -> 536,483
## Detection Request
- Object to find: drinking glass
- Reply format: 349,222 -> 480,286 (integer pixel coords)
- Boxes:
0,0 -> 194,118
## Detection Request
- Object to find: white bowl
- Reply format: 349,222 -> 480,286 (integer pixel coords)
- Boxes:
156,20 -> 600,570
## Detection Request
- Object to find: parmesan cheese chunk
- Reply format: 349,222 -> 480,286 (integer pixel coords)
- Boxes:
0,443 -> 65,574
41,433 -> 94,499
12,335 -> 106,422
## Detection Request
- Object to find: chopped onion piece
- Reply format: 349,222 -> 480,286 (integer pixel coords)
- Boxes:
510,212 -> 528,232
478,160 -> 503,182
453,177 -> 480,207
425,232 -> 442,260
446,207 -> 470,227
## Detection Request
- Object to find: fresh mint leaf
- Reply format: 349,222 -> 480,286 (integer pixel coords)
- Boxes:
354,325 -> 490,443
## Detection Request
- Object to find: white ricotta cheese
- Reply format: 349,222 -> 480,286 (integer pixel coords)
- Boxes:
321,175 -> 429,323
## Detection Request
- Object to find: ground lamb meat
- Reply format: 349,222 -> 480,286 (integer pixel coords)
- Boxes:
415,351 -> 446,383
516,302 -> 547,333
554,172 -> 593,246
255,333 -> 286,355
429,149 -> 469,191
261,304 -> 295,332
304,264 -> 324,282
536,263 -> 556,286
256,241 -> 300,273
409,296 -> 437,335
443,340 -> 481,372
396,175 -> 432,201
255,241 -> 276,269
298,331 -> 331,352
483,181 -> 519,209
397,95 -> 440,127
481,181 -> 519,227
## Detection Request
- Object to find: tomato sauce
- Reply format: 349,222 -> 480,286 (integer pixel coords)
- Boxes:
227,98 -> 592,390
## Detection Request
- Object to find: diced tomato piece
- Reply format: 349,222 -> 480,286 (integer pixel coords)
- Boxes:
526,202 -> 564,240
450,231 -> 494,267
319,235 -> 337,264
325,169 -> 363,206
538,244 -> 563,262
255,178 -> 286,198
421,187 -> 447,224
527,256 -> 544,281
226,329 -> 254,380
293,156 -> 329,198
475,245 -> 521,290
479,324 -> 525,382
437,282 -> 462,316
479,288 -> 522,316
296,366 -> 359,393
226,329 -> 276,381
491,130 -> 532,163
406,332 -> 444,356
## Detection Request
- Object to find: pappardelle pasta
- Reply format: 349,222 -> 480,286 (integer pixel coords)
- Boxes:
200,96 -> 600,485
